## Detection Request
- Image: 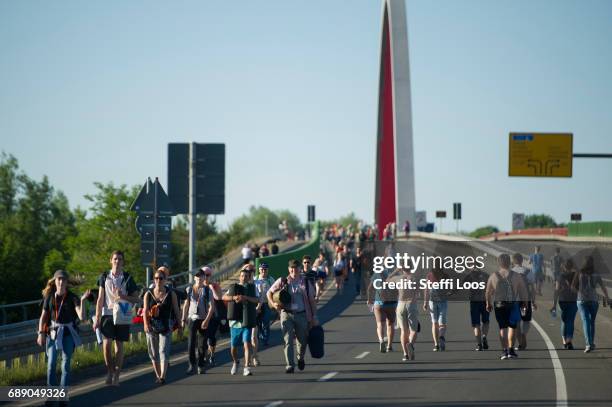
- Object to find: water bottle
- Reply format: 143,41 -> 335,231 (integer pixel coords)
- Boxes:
92,316 -> 103,344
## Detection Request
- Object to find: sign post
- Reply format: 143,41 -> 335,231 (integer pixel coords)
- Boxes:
168,143 -> 226,283
435,210 -> 447,234
453,203 -> 461,234
508,133 -> 573,177
131,177 -> 175,288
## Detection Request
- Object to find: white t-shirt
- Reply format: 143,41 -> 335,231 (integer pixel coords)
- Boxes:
241,246 -> 252,260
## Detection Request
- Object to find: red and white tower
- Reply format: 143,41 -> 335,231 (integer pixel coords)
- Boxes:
374,0 -> 416,238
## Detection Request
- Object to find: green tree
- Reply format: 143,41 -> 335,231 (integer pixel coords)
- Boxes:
469,225 -> 499,238
524,214 -> 558,228
66,183 -> 141,287
0,153 -> 77,304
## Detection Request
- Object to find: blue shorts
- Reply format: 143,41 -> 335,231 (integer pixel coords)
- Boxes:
230,327 -> 252,348
429,300 -> 448,325
470,301 -> 490,326
317,271 -> 327,280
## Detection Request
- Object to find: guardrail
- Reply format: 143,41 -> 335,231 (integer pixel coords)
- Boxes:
0,300 -> 42,326
0,238 -> 304,368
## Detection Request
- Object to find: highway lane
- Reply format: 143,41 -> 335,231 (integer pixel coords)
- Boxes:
21,241 -> 612,407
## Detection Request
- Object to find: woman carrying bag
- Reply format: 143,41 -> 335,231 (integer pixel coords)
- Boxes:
143,269 -> 182,384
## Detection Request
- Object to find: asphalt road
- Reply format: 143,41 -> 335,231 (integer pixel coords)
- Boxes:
18,240 -> 612,407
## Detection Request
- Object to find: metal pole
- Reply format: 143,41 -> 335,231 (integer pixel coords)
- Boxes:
146,266 -> 152,289
265,214 -> 268,237
153,177 -> 158,271
573,153 -> 612,158
189,142 -> 196,284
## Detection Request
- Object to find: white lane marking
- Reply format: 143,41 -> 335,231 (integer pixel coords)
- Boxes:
355,351 -> 370,359
317,371 -> 338,382
263,401 -> 284,407
531,319 -> 568,407
19,339 -> 232,407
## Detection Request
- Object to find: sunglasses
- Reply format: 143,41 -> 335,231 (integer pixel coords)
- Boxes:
154,276 -> 165,281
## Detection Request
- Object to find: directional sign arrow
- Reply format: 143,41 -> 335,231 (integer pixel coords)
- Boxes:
130,178 -> 175,216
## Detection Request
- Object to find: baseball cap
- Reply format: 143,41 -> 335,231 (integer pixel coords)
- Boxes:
53,270 -> 69,279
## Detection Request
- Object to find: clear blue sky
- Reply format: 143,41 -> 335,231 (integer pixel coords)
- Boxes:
1,0 -> 611,232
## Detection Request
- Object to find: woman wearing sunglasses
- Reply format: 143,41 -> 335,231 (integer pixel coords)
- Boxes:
143,270 -> 182,384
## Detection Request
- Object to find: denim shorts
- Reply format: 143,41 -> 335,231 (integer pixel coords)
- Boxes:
429,300 -> 448,325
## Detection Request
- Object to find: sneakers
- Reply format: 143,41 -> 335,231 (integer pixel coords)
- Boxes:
243,367 -> 252,376
297,358 -> 305,371
402,354 -> 409,361
253,356 -> 260,367
112,370 -> 120,386
482,336 -> 489,350
230,362 -> 239,375
433,345 -> 440,352
439,336 -> 446,351
186,365 -> 195,375
197,366 -> 205,375
379,342 -> 386,353
408,343 -> 415,360
584,346 -> 592,353
475,344 -> 483,352
386,345 -> 393,352
500,349 -> 509,360
285,366 -> 295,374
508,348 -> 518,359
567,342 -> 574,350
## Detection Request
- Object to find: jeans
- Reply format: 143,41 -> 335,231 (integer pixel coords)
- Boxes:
559,301 -> 577,340
257,304 -> 271,345
46,333 -> 75,387
577,300 -> 599,347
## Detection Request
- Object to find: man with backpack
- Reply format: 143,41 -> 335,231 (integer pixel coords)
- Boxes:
462,267 -> 491,351
182,268 -> 216,375
486,254 -> 529,360
511,253 -> 537,350
267,259 -> 319,373
93,250 -> 140,385
223,266 -> 258,376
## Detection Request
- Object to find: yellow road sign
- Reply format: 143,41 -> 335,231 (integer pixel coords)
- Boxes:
508,133 -> 573,177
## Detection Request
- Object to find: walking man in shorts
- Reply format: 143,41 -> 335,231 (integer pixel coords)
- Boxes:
390,265 -> 420,361
462,267 -> 490,351
223,267 -> 258,376
93,250 -> 140,385
486,254 -> 528,360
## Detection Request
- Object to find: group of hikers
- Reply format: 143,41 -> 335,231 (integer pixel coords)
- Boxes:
367,245 -> 610,362
35,240 -> 610,404
36,249 -> 322,403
